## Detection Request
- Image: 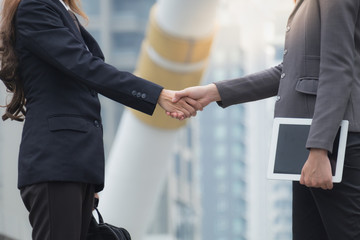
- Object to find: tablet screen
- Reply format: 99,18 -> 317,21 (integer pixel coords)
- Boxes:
273,124 -> 309,175
274,124 -> 340,176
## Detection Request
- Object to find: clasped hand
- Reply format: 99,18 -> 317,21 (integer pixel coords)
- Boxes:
158,84 -> 221,120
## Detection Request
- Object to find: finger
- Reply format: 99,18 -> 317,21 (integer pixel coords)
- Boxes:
325,181 -> 333,190
321,183 -> 329,190
181,99 -> 198,117
184,103 -> 196,117
185,97 -> 203,111
166,111 -> 175,118
183,102 -> 197,117
176,112 -> 185,120
173,112 -> 183,119
179,108 -> 191,118
173,90 -> 187,103
299,170 -> 305,185
177,101 -> 193,118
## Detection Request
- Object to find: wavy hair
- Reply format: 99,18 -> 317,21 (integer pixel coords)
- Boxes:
0,0 -> 88,121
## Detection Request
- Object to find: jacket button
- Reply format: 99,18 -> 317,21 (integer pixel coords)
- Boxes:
141,93 -> 147,99
132,90 -> 137,96
94,120 -> 100,128
276,96 -> 281,102
286,26 -> 291,32
283,49 -> 288,55
137,92 -> 141,98
281,73 -> 286,79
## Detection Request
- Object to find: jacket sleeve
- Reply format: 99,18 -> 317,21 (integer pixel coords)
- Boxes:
16,0 -> 163,116
306,0 -> 360,152
214,64 -> 282,108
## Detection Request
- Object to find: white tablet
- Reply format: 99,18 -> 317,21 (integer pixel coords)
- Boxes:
267,118 -> 349,183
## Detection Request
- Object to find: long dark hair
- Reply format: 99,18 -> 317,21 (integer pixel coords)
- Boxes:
0,0 -> 23,121
0,0 -> 88,121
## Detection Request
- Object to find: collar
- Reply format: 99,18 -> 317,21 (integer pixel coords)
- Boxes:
58,0 -> 70,11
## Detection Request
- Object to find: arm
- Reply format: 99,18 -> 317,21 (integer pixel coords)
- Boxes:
172,64 -> 282,110
301,0 -> 359,189
215,64 -> 282,108
16,0 -> 198,119
306,0 -> 359,151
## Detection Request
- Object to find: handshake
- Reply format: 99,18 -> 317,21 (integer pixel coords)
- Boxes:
158,83 -> 221,120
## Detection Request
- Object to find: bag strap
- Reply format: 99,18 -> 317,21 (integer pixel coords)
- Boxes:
93,207 -> 105,224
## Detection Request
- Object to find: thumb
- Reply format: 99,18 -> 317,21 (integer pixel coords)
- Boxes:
172,90 -> 187,103
299,168 -> 305,185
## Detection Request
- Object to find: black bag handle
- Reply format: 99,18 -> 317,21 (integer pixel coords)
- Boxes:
88,198 -> 132,240
93,207 -> 104,224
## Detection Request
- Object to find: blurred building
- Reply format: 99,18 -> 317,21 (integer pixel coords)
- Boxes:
198,1 -> 293,240
146,122 -> 202,240
0,111 -> 24,239
238,1 -> 294,240
199,24 -> 247,240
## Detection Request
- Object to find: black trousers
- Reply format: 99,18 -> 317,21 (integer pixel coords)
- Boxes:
293,133 -> 360,240
20,182 -> 95,240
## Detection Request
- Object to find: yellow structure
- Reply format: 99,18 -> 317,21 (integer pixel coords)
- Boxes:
131,6 -> 215,129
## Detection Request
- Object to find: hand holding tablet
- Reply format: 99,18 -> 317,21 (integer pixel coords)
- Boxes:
267,118 -> 349,183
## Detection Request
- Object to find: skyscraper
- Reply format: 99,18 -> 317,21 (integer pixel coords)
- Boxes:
199,1 -> 293,240
199,16 -> 247,240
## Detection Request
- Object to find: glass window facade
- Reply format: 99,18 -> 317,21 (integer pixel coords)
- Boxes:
201,45 -> 247,240
83,0 -> 100,15
88,30 -> 101,45
187,161 -> 193,183
111,32 -> 143,55
214,125 -> 227,141
214,165 -> 227,178
214,144 -> 227,159
232,218 -> 246,235
111,0 -> 154,14
175,153 -> 181,177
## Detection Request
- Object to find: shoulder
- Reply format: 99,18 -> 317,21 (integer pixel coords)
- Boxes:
19,0 -> 58,7
319,0 -> 360,11
17,0 -> 63,14
16,0 -> 66,26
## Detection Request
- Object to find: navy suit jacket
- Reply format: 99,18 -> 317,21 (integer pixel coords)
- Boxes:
15,0 -> 163,192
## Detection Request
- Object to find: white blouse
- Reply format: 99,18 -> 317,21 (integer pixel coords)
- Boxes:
58,0 -> 70,11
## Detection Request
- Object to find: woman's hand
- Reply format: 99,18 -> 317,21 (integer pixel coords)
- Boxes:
300,148 -> 333,190
168,84 -> 221,118
158,89 -> 203,120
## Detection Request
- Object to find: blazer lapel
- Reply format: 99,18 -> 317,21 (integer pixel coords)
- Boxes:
52,0 -> 88,46
52,0 -> 103,59
80,26 -> 105,60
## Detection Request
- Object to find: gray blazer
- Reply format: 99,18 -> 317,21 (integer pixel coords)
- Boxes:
215,0 -> 360,152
